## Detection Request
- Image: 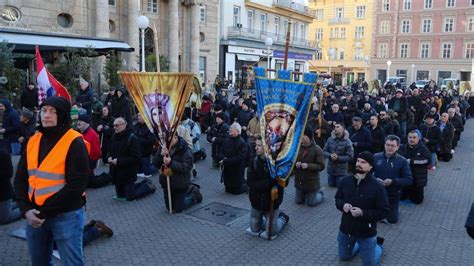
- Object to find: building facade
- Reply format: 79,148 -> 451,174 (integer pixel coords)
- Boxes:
220,0 -> 317,85
308,0 -> 375,86
0,0 -> 219,87
372,0 -> 474,85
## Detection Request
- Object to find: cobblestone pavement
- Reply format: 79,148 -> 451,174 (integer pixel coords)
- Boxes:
1,122 -> 474,265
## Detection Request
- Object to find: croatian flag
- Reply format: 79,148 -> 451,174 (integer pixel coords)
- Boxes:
36,46 -> 71,105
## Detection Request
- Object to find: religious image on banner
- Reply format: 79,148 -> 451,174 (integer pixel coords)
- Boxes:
263,106 -> 296,160
144,93 -> 173,136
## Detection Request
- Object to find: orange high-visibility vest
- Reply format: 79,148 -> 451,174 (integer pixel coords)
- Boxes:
27,129 -> 84,206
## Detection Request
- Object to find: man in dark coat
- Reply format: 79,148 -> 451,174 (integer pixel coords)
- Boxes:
18,109 -> 36,153
133,113 -> 158,177
399,130 -> 431,204
448,107 -> 463,150
206,113 -> 229,168
108,118 -> 155,201
336,151 -> 389,266
323,122 -> 354,187
378,110 -> 394,136
20,83 -> 38,111
294,126 -> 325,206
340,92 -> 359,127
347,117 -> 372,173
154,134 -> 202,213
388,89 -> 409,138
111,88 -> 132,123
218,122 -> 248,194
237,101 -> 254,141
437,113 -> 455,162
76,79 -> 95,115
419,114 -> 441,169
324,103 -> 345,128
0,99 -> 21,152
368,115 -> 386,154
246,136 -> 289,238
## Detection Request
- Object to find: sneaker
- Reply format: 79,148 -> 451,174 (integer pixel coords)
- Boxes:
431,166 -> 436,170
278,212 -> 290,225
94,220 -> 114,237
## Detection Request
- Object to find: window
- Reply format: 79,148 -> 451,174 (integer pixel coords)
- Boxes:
335,7 -> 344,20
442,43 -> 452,59
248,10 -> 254,30
444,18 -> 454,32
108,0 -> 115,6
468,17 -> 474,32
422,19 -> 432,33
199,5 -> 206,22
379,43 -> 388,58
260,13 -> 266,31
396,70 -> 407,78
315,9 -> 324,20
424,0 -> 433,9
403,0 -> 412,10
274,17 -> 280,34
355,26 -> 365,39
293,22 -> 298,39
447,0 -> 455,7
466,43 -> 474,58
300,24 -> 305,39
330,27 -> 339,38
420,43 -> 430,58
400,44 -> 409,58
315,28 -> 323,41
315,49 -> 323,60
340,27 -> 346,38
354,48 -> 363,60
383,0 -> 390,11
147,0 -> 157,13
472,0 -> 474,5
402,20 -> 411,33
339,48 -> 345,60
233,6 -> 241,27
199,57 -> 207,84
283,19 -> 289,32
356,6 -> 366,18
380,20 -> 390,34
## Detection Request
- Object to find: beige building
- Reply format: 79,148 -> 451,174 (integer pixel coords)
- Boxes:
0,0 -> 219,87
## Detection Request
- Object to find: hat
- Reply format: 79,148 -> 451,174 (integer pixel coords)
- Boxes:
357,151 -> 374,167
396,89 -> 403,94
40,96 -> 72,128
78,114 -> 91,124
20,109 -> 34,120
215,112 -> 225,121
213,104 -> 222,111
303,126 -> 314,140
424,113 -> 436,120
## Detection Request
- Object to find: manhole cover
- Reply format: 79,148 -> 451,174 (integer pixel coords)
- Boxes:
187,202 -> 248,225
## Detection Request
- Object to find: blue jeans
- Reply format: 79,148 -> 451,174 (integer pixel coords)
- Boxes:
431,153 -> 437,167
328,174 -> 344,187
295,189 -> 324,206
338,231 -> 382,266
387,197 -> 400,224
83,225 -> 101,247
26,208 -> 85,266
115,180 -> 153,201
250,207 -> 287,235
399,121 -> 407,138
162,189 -> 194,213
0,199 -> 21,224
139,156 -> 157,175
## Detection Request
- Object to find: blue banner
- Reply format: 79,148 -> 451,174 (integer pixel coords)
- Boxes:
254,67 -> 317,185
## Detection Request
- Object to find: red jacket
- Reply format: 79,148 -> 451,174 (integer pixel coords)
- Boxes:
82,127 -> 101,161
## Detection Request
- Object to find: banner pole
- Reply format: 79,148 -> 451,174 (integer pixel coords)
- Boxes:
166,175 -> 173,214
267,194 -> 275,241
153,23 -> 160,72
283,20 -> 292,70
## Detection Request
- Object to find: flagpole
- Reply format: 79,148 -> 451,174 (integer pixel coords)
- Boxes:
153,23 -> 160,72
283,20 -> 292,70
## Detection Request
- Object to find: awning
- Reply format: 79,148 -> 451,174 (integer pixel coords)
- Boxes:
236,54 -> 260,62
0,29 -> 134,54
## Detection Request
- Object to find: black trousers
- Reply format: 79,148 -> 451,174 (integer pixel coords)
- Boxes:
401,185 -> 424,204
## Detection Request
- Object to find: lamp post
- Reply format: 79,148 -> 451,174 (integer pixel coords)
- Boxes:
265,37 -> 273,70
137,15 -> 149,72
364,55 -> 369,81
386,60 -> 392,83
411,64 -> 415,83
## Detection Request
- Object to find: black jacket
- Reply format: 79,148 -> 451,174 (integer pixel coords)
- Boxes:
207,122 -> 229,158
0,99 -> 21,144
219,135 -> 248,189
419,124 -> 441,153
133,122 -> 157,157
247,155 -> 284,211
154,137 -> 193,191
335,173 -> 390,238
20,88 -> 38,110
19,119 -> 37,153
437,121 -> 455,154
76,86 -> 95,114
368,125 -> 385,153
347,126 -> 372,156
108,128 -> 141,184
14,127 -> 89,219
0,149 -> 13,201
399,143 -> 431,187
111,94 -> 132,123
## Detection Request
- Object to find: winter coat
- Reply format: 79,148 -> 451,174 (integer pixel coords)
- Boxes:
20,88 -> 38,110
323,130 -> 354,176
360,108 -> 376,125
181,119 -> 201,153
418,124 -> 441,153
399,143 -> 431,187
379,119 -> 394,136
237,109 -> 254,127
247,155 -> 284,211
18,119 -> 37,153
133,122 -> 157,157
247,116 -> 260,138
81,126 -> 101,161
347,126 -> 372,157
76,86 -> 95,114
111,93 -> 132,123
108,128 -> 141,184
308,116 -> 332,148
368,126 -> 385,153
437,121 -> 455,154
0,99 -> 21,145
154,137 -> 193,191
336,173 -> 390,238
324,111 -> 344,125
94,114 -> 115,161
389,97 -> 409,122
294,142 -> 325,192
207,122 -> 229,158
373,152 -> 413,198
219,135 -> 248,189
90,100 -> 104,126
450,115 -> 464,136
0,148 -> 13,201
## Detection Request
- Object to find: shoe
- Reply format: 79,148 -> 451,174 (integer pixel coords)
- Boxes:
84,220 -> 96,230
145,179 -> 156,193
112,196 -> 127,202
137,173 -> 146,178
94,220 -> 114,237
451,149 -> 455,154
278,212 -> 290,224
431,166 -> 436,170
377,236 -> 385,245
190,184 -> 203,203
201,151 -> 207,160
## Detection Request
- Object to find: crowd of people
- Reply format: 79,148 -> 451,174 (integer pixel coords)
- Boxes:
1,76 -> 473,265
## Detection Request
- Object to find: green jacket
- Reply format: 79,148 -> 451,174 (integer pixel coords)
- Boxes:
294,142 -> 325,192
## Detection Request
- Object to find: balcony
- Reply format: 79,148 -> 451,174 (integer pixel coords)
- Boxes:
328,18 -> 351,24
226,26 -> 317,50
272,0 -> 316,18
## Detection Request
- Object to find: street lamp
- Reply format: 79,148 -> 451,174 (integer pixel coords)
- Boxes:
411,64 -> 415,83
137,15 -> 150,72
386,60 -> 392,83
265,37 -> 273,70
364,55 -> 370,81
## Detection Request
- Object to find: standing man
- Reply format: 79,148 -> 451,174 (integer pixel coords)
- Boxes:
20,83 -> 39,111
323,122 -> 354,187
368,115 -> 386,154
14,96 -> 90,265
388,89 -> 408,138
347,117 -> 372,173
336,151 -> 389,266
373,135 -> 412,224
76,79 -> 94,115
